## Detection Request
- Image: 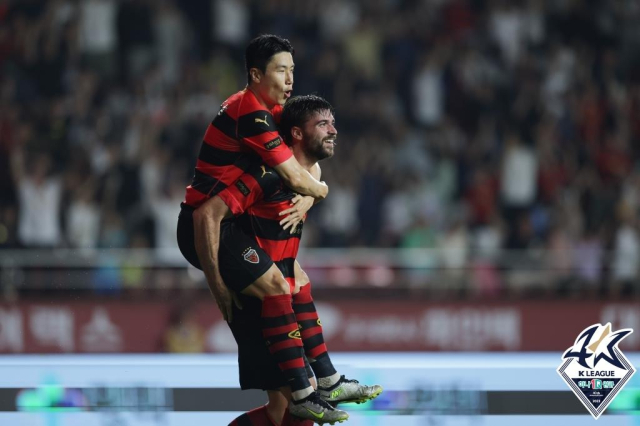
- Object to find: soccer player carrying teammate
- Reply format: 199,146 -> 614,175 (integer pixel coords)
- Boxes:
177,35 -> 381,424
206,95 -> 381,425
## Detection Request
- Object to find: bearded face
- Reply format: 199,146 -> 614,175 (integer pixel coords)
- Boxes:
300,109 -> 337,161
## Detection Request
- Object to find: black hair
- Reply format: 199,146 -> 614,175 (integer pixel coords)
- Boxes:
280,95 -> 334,145
245,34 -> 294,84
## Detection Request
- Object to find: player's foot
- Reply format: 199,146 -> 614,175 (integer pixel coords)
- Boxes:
288,391 -> 349,425
318,375 -> 383,405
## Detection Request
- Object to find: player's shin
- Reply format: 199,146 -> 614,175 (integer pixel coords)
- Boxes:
292,282 -> 339,387
261,294 -> 314,401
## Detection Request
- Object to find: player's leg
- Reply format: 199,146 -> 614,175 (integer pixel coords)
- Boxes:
226,292 -> 347,426
238,263 -> 314,402
291,263 -> 339,385
293,261 -> 383,406
218,224 -> 347,423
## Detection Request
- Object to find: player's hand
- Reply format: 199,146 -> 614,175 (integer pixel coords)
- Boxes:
279,195 -> 313,233
211,278 -> 242,323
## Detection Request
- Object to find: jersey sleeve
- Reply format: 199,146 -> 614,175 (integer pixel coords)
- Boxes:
237,110 -> 292,167
217,163 -> 282,216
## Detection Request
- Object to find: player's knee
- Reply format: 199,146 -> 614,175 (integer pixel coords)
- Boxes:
294,269 -> 309,293
261,268 -> 291,296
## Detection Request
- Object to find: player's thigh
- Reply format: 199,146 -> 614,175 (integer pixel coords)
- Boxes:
218,222 -> 274,294
241,263 -> 292,300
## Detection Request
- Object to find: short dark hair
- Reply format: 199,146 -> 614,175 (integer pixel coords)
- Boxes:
245,34 -> 294,84
280,95 -> 334,145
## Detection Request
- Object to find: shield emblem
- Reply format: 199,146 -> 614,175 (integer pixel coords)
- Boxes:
243,248 -> 259,264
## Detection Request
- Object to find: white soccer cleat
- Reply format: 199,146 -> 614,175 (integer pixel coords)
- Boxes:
318,375 -> 383,405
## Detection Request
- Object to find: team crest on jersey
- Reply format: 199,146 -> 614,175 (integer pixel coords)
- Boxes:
557,323 -> 635,419
242,248 -> 259,264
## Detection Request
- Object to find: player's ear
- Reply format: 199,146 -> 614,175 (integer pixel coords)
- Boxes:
250,68 -> 261,84
291,126 -> 303,142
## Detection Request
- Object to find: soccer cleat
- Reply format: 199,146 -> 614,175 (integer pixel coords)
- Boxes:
318,375 -> 383,405
288,391 -> 349,424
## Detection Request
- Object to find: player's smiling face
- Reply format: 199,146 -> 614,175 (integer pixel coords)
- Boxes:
301,109 -> 337,161
254,52 -> 294,107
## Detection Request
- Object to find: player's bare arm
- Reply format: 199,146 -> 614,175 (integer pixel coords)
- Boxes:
192,196 -> 242,322
274,156 -> 328,200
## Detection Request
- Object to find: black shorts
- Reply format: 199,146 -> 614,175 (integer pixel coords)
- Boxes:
228,295 -> 314,391
177,204 -> 273,292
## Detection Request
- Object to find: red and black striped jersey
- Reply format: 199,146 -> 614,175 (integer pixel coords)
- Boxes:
218,162 -> 303,290
183,89 -> 292,209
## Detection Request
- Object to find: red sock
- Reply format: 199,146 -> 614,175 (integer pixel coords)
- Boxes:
229,405 -> 276,426
292,283 -> 337,379
281,408 -> 314,426
262,294 -> 310,397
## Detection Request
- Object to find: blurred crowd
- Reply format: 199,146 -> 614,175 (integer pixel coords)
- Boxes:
1,0 -> 640,295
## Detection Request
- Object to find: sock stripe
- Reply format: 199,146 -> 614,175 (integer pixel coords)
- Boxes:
295,312 -> 318,321
291,302 -> 315,313
279,358 -> 306,371
291,282 -> 337,380
301,326 -> 323,339
262,313 -> 297,329
262,294 -> 294,317
269,338 -> 304,352
298,321 -> 319,331
308,343 -> 329,359
268,345 -> 305,363
262,293 -> 310,394
302,334 -> 324,348
262,323 -> 299,338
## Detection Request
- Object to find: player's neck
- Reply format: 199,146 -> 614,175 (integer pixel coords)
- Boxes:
246,85 -> 275,110
292,148 -> 315,171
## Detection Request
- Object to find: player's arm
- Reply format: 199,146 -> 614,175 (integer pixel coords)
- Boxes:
241,111 -> 328,200
192,197 -> 240,323
273,156 -> 328,200
193,167 -> 271,321
279,162 -> 321,232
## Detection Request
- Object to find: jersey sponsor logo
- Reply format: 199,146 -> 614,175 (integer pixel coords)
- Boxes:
260,165 -> 273,178
254,115 -> 269,126
264,136 -> 282,150
235,180 -> 251,196
557,323 -> 635,419
242,248 -> 259,264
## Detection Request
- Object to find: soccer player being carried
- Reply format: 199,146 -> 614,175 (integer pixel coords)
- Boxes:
203,95 -> 381,425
